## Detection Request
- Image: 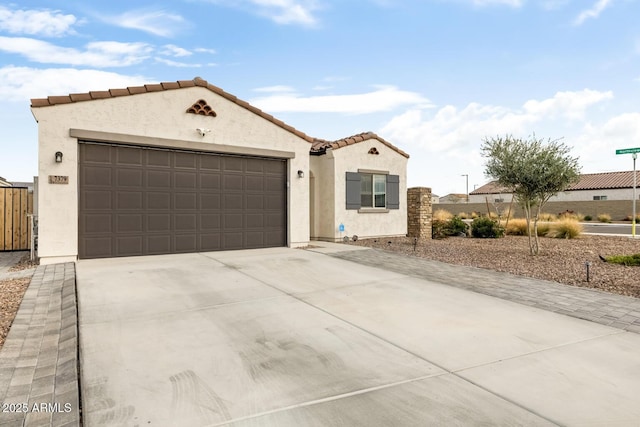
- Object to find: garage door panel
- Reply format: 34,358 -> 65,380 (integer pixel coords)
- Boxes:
175,235 -> 197,252
83,166 -> 112,186
224,194 -> 243,210
147,170 -> 171,188
246,214 -> 264,228
200,234 -> 221,251
116,236 -> 143,256
82,237 -> 113,258
175,193 -> 197,210
83,191 -> 112,210
116,214 -> 143,233
147,235 -> 171,254
175,214 -> 196,231
82,214 -> 112,233
147,192 -> 171,210
175,172 -> 197,189
175,152 -> 197,169
116,192 -> 143,210
223,157 -> 243,172
200,214 -> 220,230
79,142 -> 286,259
83,144 -> 111,164
224,214 -> 243,229
116,147 -> 143,165
147,150 -> 171,167
148,214 -> 171,232
200,174 -> 221,190
200,194 -> 220,210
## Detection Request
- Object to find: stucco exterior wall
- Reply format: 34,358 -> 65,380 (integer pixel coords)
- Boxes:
32,86 -> 311,264
312,138 -> 408,241
469,188 -> 640,204
309,154 -> 335,239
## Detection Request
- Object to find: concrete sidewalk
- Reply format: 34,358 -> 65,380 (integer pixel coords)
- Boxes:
76,244 -> 640,426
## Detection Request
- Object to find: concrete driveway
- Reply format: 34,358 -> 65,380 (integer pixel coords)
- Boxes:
76,244 -> 640,426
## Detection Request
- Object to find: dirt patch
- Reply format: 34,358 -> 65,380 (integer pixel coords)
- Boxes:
347,235 -> 640,298
8,253 -> 38,272
0,277 -> 30,349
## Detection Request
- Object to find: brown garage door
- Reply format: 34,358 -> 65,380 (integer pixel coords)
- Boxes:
79,142 -> 287,259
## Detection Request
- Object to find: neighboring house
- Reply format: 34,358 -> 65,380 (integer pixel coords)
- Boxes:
439,193 -> 467,203
0,176 -> 11,187
10,181 -> 35,192
469,171 -> 640,203
310,132 -> 408,241
431,194 -> 440,204
31,77 -> 409,264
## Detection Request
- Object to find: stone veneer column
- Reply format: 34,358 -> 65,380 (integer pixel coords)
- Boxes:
407,187 -> 433,239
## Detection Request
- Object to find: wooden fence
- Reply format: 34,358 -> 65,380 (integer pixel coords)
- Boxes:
0,187 -> 33,251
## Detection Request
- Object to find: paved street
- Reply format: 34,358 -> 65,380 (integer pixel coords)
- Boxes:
76,243 -> 640,426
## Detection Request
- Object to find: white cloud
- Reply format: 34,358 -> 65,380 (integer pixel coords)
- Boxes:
0,6 -> 78,37
155,57 -> 201,68
194,47 -> 217,54
380,89 -> 613,154
0,37 -> 152,67
203,0 -> 321,26
250,85 -> 432,114
102,10 -> 187,37
0,66 -> 149,101
573,0 -> 613,25
161,44 -> 192,57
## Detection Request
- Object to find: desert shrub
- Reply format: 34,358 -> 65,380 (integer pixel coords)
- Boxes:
449,216 -> 470,235
539,213 -> 557,222
546,218 -> 583,239
470,211 -> 480,219
557,210 -> 577,220
597,213 -> 612,223
583,215 -> 592,221
536,222 -> 551,236
505,218 -> 529,236
433,209 -> 453,221
623,214 -> 640,222
471,217 -> 504,238
431,216 -> 469,239
487,212 -> 499,219
458,212 -> 469,219
605,253 -> 640,266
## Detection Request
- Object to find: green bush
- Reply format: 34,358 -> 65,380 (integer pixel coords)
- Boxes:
606,253 -> 640,266
471,217 -> 504,238
431,216 -> 469,239
583,215 -> 592,221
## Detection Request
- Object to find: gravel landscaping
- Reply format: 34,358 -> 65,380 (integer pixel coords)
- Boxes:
347,235 -> 640,298
0,276 -> 30,349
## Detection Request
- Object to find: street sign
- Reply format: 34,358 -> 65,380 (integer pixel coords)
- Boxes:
616,147 -> 640,155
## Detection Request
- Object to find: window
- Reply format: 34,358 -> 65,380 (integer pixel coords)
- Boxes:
345,172 -> 399,210
360,174 -> 386,208
494,198 -> 504,203
593,195 -> 608,201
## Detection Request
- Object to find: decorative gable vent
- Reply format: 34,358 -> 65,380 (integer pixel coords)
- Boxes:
368,147 -> 379,155
186,99 -> 217,117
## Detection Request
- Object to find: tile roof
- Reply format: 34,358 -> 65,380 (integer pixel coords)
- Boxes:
471,170 -> 640,194
30,77 -> 410,158
31,77 -> 315,143
310,132 -> 410,158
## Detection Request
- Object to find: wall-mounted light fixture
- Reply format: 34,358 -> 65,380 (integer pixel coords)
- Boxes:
55,151 -> 63,163
297,170 -> 304,178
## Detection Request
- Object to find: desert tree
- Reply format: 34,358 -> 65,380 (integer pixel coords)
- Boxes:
481,134 -> 581,255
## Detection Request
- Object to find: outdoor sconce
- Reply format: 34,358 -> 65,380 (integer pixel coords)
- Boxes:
297,170 -> 304,178
55,151 -> 63,163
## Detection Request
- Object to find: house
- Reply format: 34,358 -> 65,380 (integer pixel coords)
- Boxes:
0,176 -> 11,187
31,78 -> 409,264
469,171 -> 640,203
431,194 -> 440,204
439,193 -> 468,203
309,133 -> 408,241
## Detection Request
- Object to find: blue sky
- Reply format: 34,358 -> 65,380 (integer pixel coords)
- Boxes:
1,0 -> 639,196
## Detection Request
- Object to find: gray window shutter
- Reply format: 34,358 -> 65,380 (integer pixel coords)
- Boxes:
346,172 -> 361,210
386,174 -> 400,209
